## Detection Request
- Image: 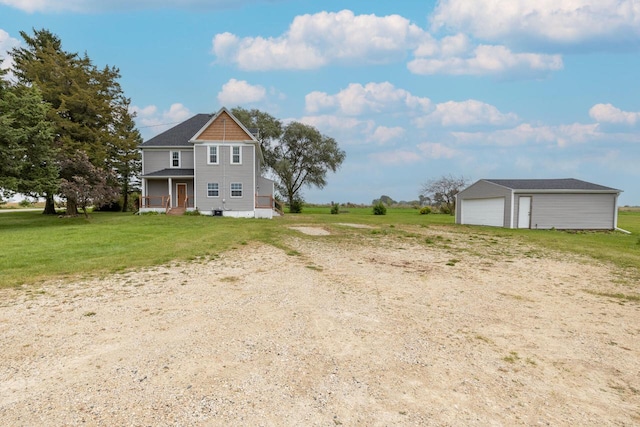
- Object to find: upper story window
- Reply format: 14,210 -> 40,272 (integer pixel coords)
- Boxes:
231,146 -> 241,164
170,151 -> 180,168
208,146 -> 218,164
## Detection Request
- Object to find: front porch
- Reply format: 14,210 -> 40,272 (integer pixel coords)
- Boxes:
140,173 -> 195,214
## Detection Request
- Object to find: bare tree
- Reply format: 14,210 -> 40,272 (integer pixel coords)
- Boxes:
420,175 -> 469,215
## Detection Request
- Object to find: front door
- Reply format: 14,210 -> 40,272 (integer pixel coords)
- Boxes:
518,196 -> 532,228
177,183 -> 187,208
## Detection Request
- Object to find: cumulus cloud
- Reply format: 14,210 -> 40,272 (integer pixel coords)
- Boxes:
298,114 -> 375,146
217,79 -> 266,106
370,126 -> 405,145
305,82 -> 432,116
451,122 -> 601,147
132,102 -> 192,138
213,10 -> 426,71
0,29 -> 20,72
589,103 -> 640,125
408,43 -> 563,77
430,0 -> 640,50
416,142 -> 458,159
414,99 -> 518,127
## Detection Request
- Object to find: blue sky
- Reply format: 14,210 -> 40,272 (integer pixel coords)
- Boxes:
1,0 -> 639,205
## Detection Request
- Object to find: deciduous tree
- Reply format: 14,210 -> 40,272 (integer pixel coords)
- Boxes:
230,107 -> 282,169
59,152 -> 119,218
420,175 -> 468,215
272,121 -> 345,211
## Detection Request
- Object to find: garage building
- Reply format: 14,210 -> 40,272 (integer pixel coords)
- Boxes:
455,178 -> 622,229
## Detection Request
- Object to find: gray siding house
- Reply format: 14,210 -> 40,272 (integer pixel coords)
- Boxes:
140,107 -> 276,218
455,179 -> 621,229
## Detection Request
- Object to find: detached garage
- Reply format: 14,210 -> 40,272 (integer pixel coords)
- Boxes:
455,179 -> 622,230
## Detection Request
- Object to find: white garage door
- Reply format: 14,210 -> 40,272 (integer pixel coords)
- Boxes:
461,198 -> 505,227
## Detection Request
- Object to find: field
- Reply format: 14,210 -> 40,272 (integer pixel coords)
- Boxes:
1,208 -> 639,425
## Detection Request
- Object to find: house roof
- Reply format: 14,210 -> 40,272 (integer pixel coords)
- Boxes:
485,178 -> 620,192
140,108 -> 260,148
143,168 -> 194,178
140,114 -> 212,147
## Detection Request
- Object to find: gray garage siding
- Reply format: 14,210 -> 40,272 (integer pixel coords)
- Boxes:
456,180 -> 512,227
530,193 -> 616,229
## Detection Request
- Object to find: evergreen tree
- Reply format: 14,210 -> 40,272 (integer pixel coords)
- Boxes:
10,28 -> 140,215
0,78 -> 58,200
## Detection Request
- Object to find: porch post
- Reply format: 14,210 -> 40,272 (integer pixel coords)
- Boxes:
141,178 -> 146,208
168,177 -> 173,208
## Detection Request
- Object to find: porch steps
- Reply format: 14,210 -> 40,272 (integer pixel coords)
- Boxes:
167,207 -> 186,216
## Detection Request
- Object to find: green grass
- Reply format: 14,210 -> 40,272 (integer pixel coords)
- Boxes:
1,208 -> 639,288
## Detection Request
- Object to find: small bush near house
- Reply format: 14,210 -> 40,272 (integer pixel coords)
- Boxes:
330,203 -> 340,215
184,209 -> 201,216
373,201 -> 387,215
289,197 -> 304,214
420,206 -> 432,215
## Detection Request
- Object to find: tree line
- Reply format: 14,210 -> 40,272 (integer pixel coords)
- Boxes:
0,29 -> 141,216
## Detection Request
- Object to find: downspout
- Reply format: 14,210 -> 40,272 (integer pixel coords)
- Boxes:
509,190 -> 514,229
613,192 -> 631,233
221,117 -> 230,211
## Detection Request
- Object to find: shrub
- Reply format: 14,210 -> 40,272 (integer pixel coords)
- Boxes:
289,197 -> 304,213
184,209 -> 201,216
18,199 -> 33,208
372,201 -> 387,215
419,206 -> 432,215
330,203 -> 340,215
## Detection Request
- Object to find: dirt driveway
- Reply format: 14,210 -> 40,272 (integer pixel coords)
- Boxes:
1,224 -> 638,425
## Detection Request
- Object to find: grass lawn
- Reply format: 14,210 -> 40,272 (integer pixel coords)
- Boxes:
1,207 -> 638,288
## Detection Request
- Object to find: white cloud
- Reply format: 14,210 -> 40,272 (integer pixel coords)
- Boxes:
212,9 -> 426,71
370,126 -> 405,145
416,142 -> 458,159
451,122 -> 601,147
0,29 -> 20,72
414,99 -> 518,127
217,79 -> 266,106
430,0 -> 640,49
408,44 -> 563,77
298,114 -> 375,145
589,103 -> 640,125
370,150 -> 422,165
305,82 -> 432,116
132,102 -> 192,138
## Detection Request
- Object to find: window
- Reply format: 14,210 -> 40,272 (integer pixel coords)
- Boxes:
230,182 -> 243,197
207,183 -> 219,197
231,146 -> 241,164
170,151 -> 180,168
208,146 -> 218,164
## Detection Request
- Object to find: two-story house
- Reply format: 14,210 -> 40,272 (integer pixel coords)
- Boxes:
139,107 -> 277,218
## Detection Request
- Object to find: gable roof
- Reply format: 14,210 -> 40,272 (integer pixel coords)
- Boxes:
190,107 -> 258,143
139,107 -> 259,148
485,178 -> 620,192
140,114 -> 212,147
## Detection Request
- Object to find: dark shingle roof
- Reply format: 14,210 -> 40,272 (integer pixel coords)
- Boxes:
140,114 -> 212,147
485,178 -> 619,192
143,169 -> 194,177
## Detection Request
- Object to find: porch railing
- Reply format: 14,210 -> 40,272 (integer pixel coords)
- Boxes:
139,195 -> 194,212
256,195 -> 284,215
